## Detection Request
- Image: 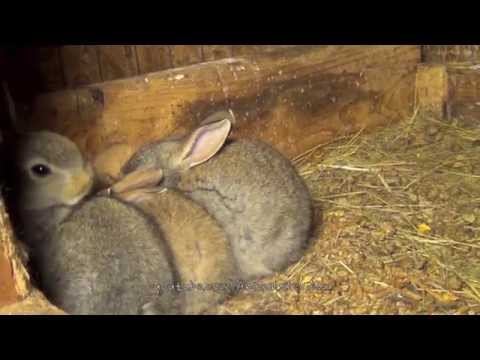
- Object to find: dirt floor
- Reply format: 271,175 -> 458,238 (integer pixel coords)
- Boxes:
212,113 -> 480,315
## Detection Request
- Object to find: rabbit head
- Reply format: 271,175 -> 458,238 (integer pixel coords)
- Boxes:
92,143 -> 135,188
121,116 -> 232,187
13,131 -> 94,211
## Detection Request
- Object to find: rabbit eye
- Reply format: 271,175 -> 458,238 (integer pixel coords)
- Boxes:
31,164 -> 52,177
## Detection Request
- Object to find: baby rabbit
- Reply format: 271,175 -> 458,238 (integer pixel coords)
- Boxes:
92,142 -> 136,189
95,144 -> 240,315
8,131 -> 178,315
120,111 -> 314,280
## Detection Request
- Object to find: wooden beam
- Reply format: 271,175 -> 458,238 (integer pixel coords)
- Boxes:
423,45 -> 480,64
232,45 -> 301,58
0,242 -> 19,307
27,45 -> 421,163
136,45 -> 172,73
61,46 -> 102,88
415,64 -> 448,118
202,46 -> 233,61
170,45 -> 203,67
97,45 -> 138,81
0,196 -> 30,304
446,65 -> 480,121
414,57 -> 480,122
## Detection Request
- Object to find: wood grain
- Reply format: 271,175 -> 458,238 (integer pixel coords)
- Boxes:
28,46 -> 421,164
202,46 -> 232,61
97,45 -> 138,81
136,45 -> 172,73
61,46 -> 101,88
0,243 -> 18,307
423,45 -> 480,64
0,195 -> 30,306
170,45 -> 203,67
415,64 -> 448,118
232,45 -> 300,58
447,65 -> 480,121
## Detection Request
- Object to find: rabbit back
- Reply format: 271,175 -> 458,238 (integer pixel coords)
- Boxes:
177,140 -> 313,279
133,189 -> 239,314
38,196 -> 177,315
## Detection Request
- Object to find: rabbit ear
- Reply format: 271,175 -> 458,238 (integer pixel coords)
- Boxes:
116,187 -> 166,204
177,118 -> 232,168
111,167 -> 164,194
116,189 -> 153,204
200,110 -> 236,126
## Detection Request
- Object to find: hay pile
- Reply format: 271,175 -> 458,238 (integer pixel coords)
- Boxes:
213,113 -> 480,314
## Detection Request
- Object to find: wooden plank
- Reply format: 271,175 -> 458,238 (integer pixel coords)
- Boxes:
232,45 -> 262,57
61,46 -> 101,88
413,61 -> 480,122
170,45 -> 203,67
0,289 -> 65,314
136,45 -> 172,73
423,45 -> 480,64
415,64 -> 448,118
232,45 -> 299,58
35,47 -> 65,92
97,45 -> 138,82
0,243 -> 19,308
0,196 -> 30,303
202,46 -> 232,61
216,47 -> 419,156
28,45 -> 421,164
446,65 -> 480,121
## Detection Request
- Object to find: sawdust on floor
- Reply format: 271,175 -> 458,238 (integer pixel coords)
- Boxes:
212,113 -> 480,315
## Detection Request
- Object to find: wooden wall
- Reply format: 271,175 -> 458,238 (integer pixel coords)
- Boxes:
423,45 -> 480,64
419,46 -> 480,121
0,45 -> 247,131
27,45 -> 422,162
18,46 -> 311,93
27,46 -> 310,93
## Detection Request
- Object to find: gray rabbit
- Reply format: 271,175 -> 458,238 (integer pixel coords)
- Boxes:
8,131 -> 178,315
94,143 -> 240,315
120,111 -> 314,279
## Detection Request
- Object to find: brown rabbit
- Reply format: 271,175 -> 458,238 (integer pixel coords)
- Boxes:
92,142 -> 136,188
120,111 -> 314,280
95,144 -> 240,315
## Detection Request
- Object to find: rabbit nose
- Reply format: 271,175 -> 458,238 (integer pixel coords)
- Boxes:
64,168 -> 94,204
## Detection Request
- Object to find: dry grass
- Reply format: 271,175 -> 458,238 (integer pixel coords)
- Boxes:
212,113 -> 480,315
